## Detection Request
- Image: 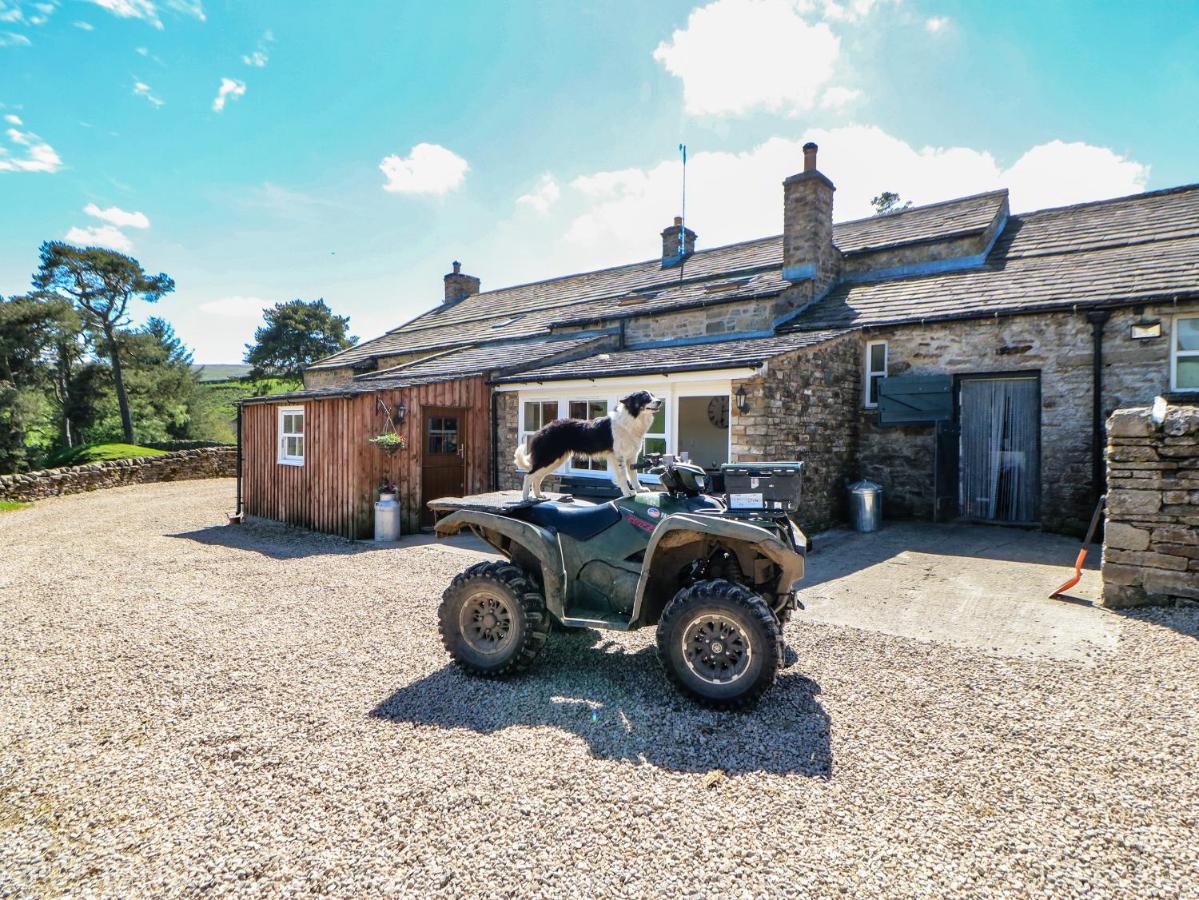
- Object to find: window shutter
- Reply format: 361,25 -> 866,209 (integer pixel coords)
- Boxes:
878,375 -> 952,425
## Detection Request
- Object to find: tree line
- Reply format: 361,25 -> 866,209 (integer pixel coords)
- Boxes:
1,241 -> 355,474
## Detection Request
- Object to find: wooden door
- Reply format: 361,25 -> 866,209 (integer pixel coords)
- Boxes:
421,407 -> 466,525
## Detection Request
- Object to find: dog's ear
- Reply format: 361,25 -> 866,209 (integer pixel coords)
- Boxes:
620,391 -> 648,418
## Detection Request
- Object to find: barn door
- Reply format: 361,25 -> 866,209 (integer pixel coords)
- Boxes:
421,407 -> 466,526
958,376 -> 1039,524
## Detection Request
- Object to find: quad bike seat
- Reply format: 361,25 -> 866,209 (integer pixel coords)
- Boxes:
516,500 -> 622,541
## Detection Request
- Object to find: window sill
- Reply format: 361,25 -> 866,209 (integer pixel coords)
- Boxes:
277,458 -> 305,467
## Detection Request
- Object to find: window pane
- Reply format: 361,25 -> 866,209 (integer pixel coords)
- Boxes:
869,374 -> 884,405
523,402 -> 540,431
568,401 -> 588,419
1178,318 -> 1199,352
643,437 -> 667,457
445,435 -> 458,454
295,436 -> 303,458
429,435 -> 443,454
1177,357 -> 1199,389
869,343 -> 886,371
589,400 -> 606,418
650,402 -> 666,434
541,401 -> 557,423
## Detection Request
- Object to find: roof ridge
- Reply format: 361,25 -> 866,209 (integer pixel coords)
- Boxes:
1011,182 -> 1199,220
832,188 -> 1009,229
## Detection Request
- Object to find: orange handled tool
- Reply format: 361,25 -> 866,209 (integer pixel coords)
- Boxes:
1050,495 -> 1105,599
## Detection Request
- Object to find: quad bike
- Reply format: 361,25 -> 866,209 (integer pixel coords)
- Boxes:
429,457 -> 807,709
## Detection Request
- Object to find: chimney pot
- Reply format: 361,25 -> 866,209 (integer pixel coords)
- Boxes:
452,260 -> 461,274
802,142 -> 818,173
674,216 -> 682,226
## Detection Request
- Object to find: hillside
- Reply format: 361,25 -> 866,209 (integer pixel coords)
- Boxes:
193,364 -> 253,382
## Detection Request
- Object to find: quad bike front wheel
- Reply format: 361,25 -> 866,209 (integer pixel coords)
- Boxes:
656,579 -> 783,710
438,561 -> 550,677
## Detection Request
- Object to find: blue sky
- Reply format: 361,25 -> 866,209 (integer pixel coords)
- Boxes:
2,0 -> 1197,362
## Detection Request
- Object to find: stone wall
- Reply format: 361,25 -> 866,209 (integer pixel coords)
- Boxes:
622,297 -> 778,345
857,305 -> 1192,533
730,333 -> 861,532
1101,400 -> 1199,608
0,448 -> 237,503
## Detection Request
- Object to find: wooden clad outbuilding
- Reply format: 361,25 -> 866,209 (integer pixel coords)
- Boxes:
241,376 -> 491,538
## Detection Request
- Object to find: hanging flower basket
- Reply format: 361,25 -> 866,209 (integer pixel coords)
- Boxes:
370,432 -> 408,455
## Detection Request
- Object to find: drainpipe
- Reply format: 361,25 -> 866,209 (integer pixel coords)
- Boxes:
490,389 -> 500,491
1086,309 -> 1111,503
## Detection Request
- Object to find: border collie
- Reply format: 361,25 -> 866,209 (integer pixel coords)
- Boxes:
514,390 -> 663,501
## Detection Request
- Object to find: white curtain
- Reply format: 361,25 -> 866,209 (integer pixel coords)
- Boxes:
959,377 -> 1039,523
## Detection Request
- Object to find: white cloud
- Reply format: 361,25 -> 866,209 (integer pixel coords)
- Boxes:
0,30 -> 30,45
65,223 -> 133,252
84,202 -> 150,229
4,113 -> 21,124
241,30 -> 272,67
516,173 -> 561,214
653,0 -> 842,116
84,0 -> 203,29
198,295 -> 269,319
211,77 -> 245,112
86,0 -> 162,28
819,85 -> 861,110
0,122 -> 62,173
0,0 -> 58,28
1002,140 -> 1149,210
379,143 -> 469,195
821,0 -> 887,22
524,125 -> 1149,273
132,80 -> 163,107
73,19 -> 93,29
925,15 -> 949,33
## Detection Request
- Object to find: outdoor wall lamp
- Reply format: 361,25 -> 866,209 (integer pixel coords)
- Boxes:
735,385 -> 750,415
1129,320 -> 1162,340
394,400 -> 407,424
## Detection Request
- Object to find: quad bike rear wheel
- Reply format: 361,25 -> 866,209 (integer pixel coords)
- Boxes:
656,579 -> 782,710
438,561 -> 550,676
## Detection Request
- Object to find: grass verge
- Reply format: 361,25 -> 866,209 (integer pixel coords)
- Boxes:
46,443 -> 169,468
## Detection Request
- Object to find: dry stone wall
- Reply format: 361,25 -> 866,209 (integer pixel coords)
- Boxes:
1101,400 -> 1199,608
0,448 -> 236,503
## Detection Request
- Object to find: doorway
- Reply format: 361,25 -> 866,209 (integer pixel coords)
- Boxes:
958,376 -> 1040,524
677,394 -> 730,472
421,407 -> 466,526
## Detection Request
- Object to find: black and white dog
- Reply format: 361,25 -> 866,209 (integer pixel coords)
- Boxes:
514,390 -> 663,501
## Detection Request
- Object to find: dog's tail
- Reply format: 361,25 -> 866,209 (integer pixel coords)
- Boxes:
513,443 -> 532,472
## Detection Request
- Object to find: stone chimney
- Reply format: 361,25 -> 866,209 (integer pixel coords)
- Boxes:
660,216 -> 696,268
782,142 -> 840,294
443,261 -> 480,305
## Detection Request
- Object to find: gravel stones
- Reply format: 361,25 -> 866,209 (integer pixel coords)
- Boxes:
1,480 -> 1197,896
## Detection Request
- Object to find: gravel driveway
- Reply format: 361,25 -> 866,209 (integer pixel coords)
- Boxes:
1,480 -> 1197,897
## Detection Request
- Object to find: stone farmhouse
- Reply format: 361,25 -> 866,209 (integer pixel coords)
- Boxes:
239,144 -> 1199,538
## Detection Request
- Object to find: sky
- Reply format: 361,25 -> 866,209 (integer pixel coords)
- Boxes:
2,0 -> 1197,363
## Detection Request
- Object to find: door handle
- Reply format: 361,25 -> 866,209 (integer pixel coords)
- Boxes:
458,444 -> 465,459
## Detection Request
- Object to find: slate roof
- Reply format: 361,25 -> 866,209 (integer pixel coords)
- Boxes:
245,335 -> 609,402
788,184 -> 1199,331
492,330 -> 850,383
309,190 -> 1007,371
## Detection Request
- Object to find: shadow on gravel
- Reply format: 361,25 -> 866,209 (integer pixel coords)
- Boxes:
370,630 -> 832,777
169,524 -> 486,560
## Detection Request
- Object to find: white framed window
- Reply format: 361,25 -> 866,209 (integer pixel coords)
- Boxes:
520,400 -> 560,455
1171,315 -> 1199,392
567,399 -> 610,471
511,377 -> 731,480
864,340 -> 888,408
277,406 -> 305,466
